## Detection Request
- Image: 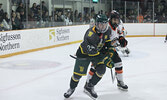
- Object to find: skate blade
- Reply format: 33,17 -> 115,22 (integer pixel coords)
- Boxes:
123,54 -> 129,57
117,87 -> 128,91
84,89 -> 97,100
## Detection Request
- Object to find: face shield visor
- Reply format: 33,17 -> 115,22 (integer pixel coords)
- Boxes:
96,21 -> 109,33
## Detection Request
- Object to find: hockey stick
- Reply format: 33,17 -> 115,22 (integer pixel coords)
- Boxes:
110,68 -> 116,83
70,55 -> 89,60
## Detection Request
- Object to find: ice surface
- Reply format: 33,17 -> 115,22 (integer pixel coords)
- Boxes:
0,37 -> 167,100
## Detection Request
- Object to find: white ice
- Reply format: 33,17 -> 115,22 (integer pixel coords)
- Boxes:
0,37 -> 167,100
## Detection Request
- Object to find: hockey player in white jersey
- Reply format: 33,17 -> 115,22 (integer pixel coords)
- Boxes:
117,20 -> 130,56
110,10 -> 130,57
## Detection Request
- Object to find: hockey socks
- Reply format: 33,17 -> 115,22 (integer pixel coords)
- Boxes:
86,67 -> 96,83
115,69 -> 128,90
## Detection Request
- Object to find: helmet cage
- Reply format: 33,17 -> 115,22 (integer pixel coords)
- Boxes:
96,21 -> 109,33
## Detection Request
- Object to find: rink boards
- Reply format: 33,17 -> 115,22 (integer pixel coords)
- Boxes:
0,23 -> 166,58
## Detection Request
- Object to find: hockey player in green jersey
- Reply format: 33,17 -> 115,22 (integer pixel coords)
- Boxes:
86,10 -> 128,92
64,14 -> 115,100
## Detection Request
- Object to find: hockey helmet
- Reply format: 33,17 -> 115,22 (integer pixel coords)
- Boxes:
110,10 -> 120,27
95,14 -> 109,33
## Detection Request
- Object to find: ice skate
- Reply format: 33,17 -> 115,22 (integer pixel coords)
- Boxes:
64,88 -> 75,98
117,80 -> 128,91
84,82 -> 98,100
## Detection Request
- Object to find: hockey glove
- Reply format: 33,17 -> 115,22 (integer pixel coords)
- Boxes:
118,36 -> 128,47
105,56 -> 114,68
95,52 -> 114,68
105,48 -> 114,68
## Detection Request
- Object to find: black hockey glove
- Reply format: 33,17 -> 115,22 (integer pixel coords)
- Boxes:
118,36 -> 128,47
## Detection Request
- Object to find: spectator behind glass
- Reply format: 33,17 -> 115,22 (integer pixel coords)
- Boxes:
159,13 -> 167,23
28,12 -> 36,28
16,2 -> 25,13
144,11 -> 152,23
3,12 -> 10,23
61,11 -> 66,22
41,1 -> 48,17
137,13 -> 144,23
57,11 -> 63,22
54,14 -> 58,22
15,12 -> 24,29
74,10 -> 78,22
78,13 -> 82,22
42,11 -> 49,27
84,13 -> 90,24
0,14 -> 2,22
11,11 -> 17,30
31,3 -> 38,15
65,12 -> 72,25
35,5 -> 41,21
11,11 -> 24,30
0,12 -> 10,30
91,10 -> 96,19
70,11 -> 73,22
53,14 -> 58,26
20,9 -> 26,22
0,3 -> 4,21
42,11 -> 49,21
28,12 -> 35,21
0,3 -> 3,13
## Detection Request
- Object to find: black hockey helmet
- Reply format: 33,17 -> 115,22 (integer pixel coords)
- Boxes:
110,10 -> 120,19
95,14 -> 109,33
109,10 -> 120,27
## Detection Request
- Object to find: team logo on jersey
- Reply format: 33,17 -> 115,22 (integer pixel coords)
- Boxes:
88,31 -> 93,37
79,66 -> 84,72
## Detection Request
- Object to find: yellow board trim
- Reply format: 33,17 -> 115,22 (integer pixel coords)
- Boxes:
0,40 -> 82,58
